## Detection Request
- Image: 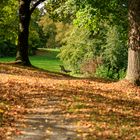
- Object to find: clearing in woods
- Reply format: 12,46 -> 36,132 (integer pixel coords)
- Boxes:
0,64 -> 140,140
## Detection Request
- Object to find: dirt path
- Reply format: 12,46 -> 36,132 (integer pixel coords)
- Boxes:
9,96 -> 84,140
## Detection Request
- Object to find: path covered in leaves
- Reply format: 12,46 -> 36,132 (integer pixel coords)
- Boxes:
0,64 -> 140,140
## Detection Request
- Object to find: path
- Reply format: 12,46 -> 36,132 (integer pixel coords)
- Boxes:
9,96 -> 85,140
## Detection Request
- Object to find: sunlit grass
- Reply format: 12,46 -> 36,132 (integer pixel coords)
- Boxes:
0,57 -> 14,62
0,48 -> 62,72
30,48 -> 62,72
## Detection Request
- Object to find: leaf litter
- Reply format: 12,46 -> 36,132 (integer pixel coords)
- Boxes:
0,64 -> 140,140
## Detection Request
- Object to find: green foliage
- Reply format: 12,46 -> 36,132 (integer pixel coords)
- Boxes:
58,26 -> 103,73
47,0 -> 128,29
52,0 -> 128,79
58,22 -> 127,79
95,65 -> 110,78
0,0 -> 18,44
46,0 -> 76,23
0,0 -> 128,80
73,4 -> 101,32
0,1 -> 18,57
39,14 -> 71,48
29,9 -> 48,54
103,26 -> 127,68
0,2 -> 48,57
39,15 -> 58,48
95,65 -> 126,79
97,25 -> 128,79
0,39 -> 16,57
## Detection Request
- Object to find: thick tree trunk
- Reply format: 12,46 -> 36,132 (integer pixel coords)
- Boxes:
125,0 -> 140,85
16,0 -> 31,66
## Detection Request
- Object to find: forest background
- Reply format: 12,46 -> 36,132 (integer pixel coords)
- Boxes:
0,0 -> 129,80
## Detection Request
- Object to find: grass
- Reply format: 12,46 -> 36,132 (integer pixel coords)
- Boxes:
0,57 -> 14,62
30,48 -> 62,72
0,48 -> 63,73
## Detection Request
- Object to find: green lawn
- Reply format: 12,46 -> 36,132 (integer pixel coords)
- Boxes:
0,57 -> 14,62
30,48 -> 63,72
0,48 -> 63,73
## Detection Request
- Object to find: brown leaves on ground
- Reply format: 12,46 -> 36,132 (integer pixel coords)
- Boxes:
0,64 -> 140,140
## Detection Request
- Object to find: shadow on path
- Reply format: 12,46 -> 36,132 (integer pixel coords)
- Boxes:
10,97 -> 84,140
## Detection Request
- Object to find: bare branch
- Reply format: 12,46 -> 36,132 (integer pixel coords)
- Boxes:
30,0 -> 46,14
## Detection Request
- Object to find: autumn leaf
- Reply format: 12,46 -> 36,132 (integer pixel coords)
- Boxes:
0,64 -> 140,139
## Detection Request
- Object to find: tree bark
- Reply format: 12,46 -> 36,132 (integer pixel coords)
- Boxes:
126,0 -> 140,85
16,0 -> 31,66
16,0 -> 45,66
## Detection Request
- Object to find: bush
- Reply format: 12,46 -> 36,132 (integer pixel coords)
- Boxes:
99,25 -> 127,79
95,65 -> 126,80
58,26 -> 103,73
0,40 -> 16,57
58,23 -> 127,79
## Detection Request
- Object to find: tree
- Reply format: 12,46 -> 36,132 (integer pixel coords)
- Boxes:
39,14 -> 70,48
29,9 -> 47,54
0,0 -> 18,44
13,0 -> 140,85
53,0 -> 140,85
16,0 -> 45,66
125,0 -> 140,85
97,25 -> 127,79
56,0 -> 128,77
16,0 -> 68,65
0,1 -> 46,57
0,0 -> 18,57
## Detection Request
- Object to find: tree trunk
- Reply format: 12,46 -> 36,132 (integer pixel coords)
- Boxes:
125,0 -> 140,85
16,0 -> 31,66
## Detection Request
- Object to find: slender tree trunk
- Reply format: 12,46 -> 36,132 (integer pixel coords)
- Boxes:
16,0 -> 31,66
126,0 -> 140,85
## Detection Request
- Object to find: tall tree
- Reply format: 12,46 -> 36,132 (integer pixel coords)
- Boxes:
125,0 -> 140,85
15,0 -> 140,85
52,0 -> 140,85
16,0 -> 45,66
16,0 -> 67,65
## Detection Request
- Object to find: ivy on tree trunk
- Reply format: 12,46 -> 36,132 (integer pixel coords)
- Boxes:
126,0 -> 140,85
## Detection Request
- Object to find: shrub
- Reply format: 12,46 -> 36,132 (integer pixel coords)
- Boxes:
58,26 -> 103,73
0,40 -> 16,57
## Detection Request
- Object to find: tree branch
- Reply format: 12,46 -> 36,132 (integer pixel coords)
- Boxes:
30,0 -> 45,14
